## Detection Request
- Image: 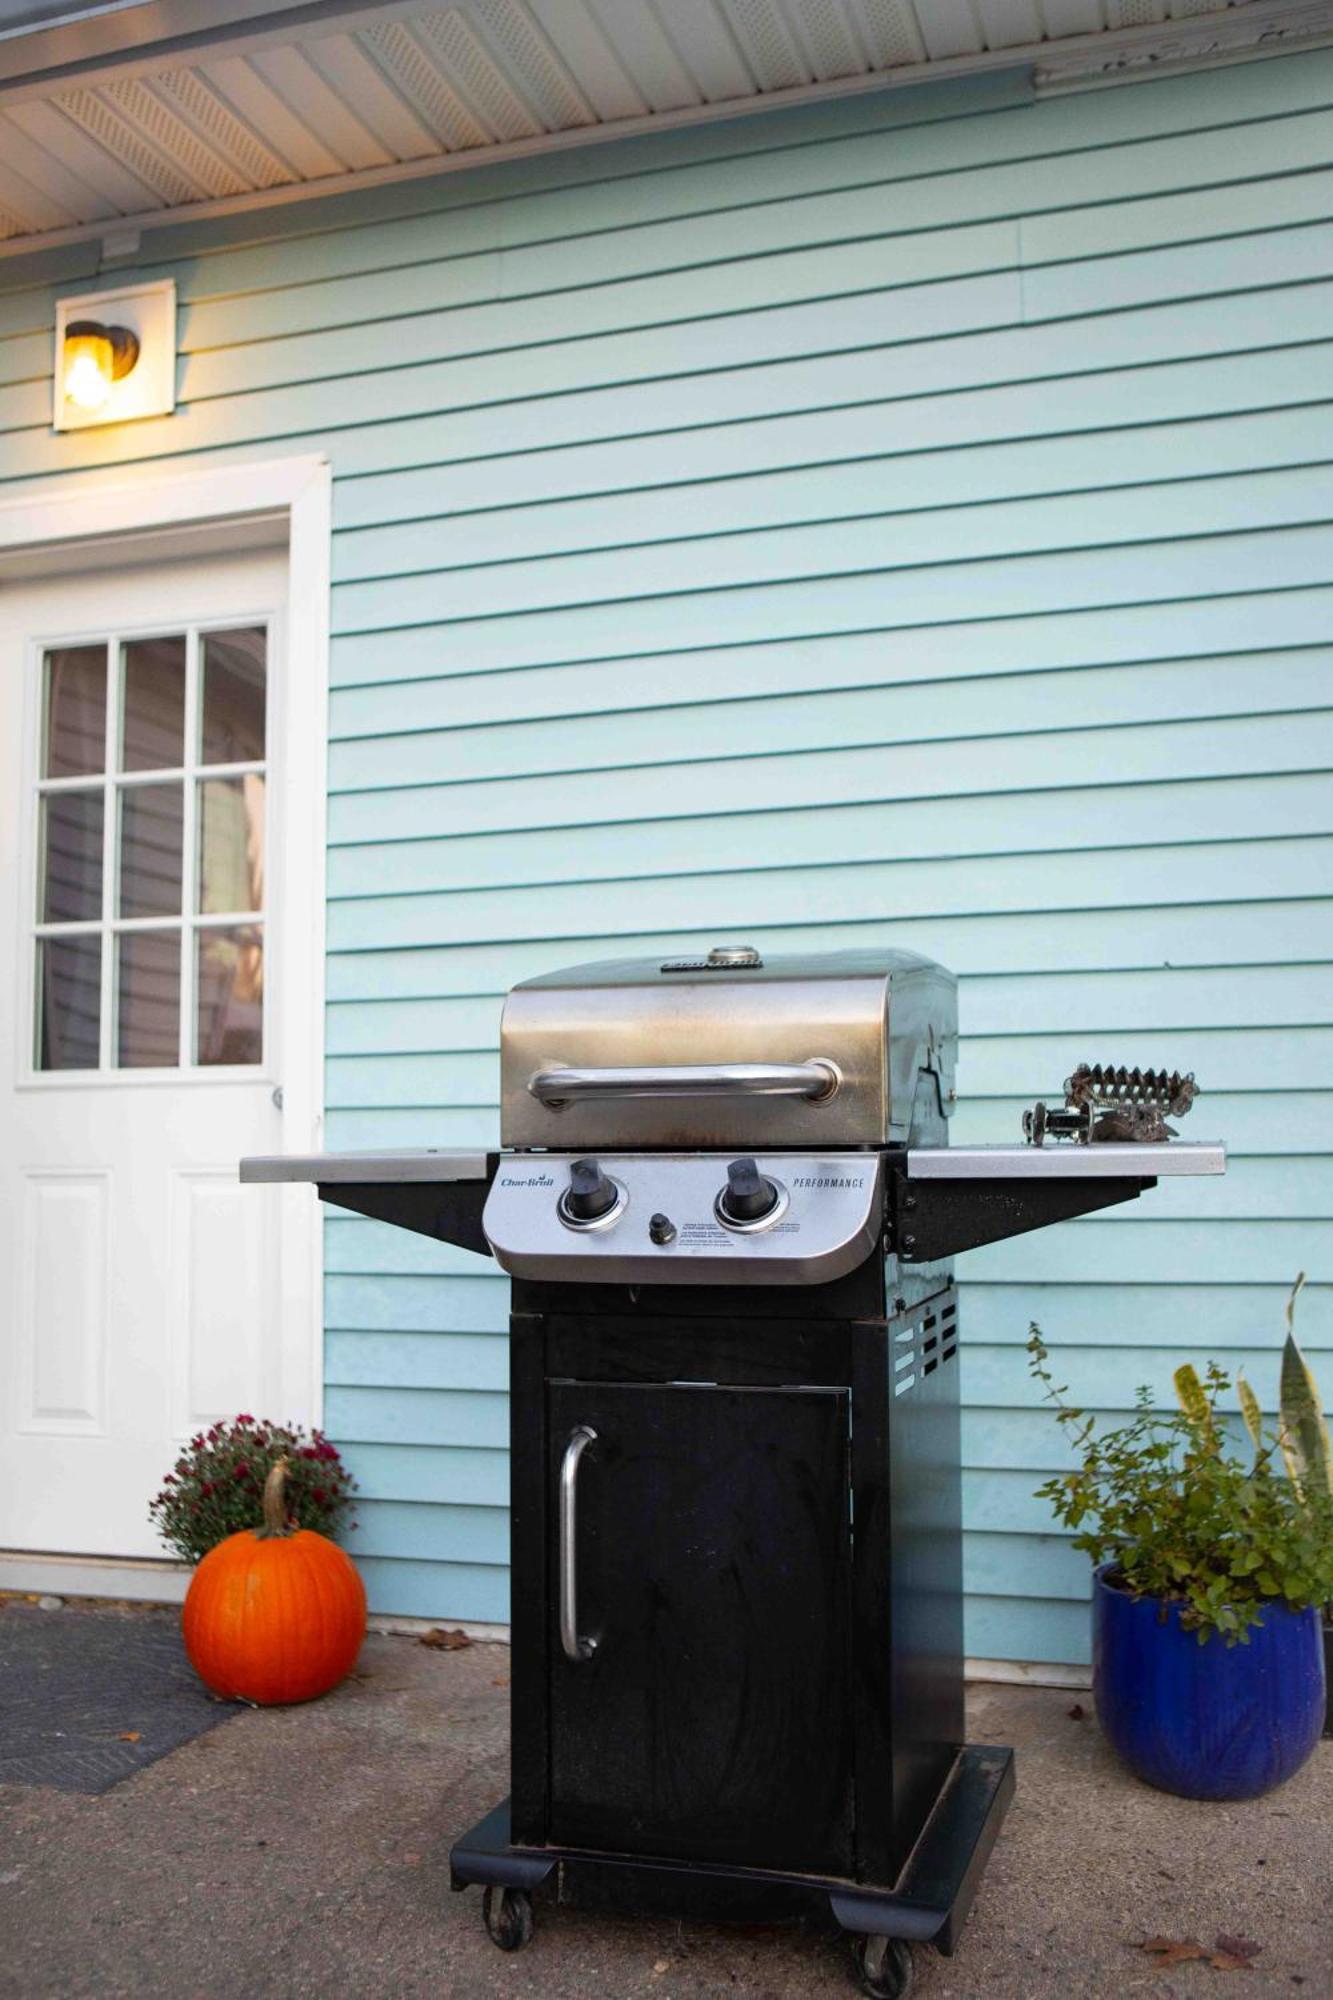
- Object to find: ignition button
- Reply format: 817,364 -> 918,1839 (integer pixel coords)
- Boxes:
649,1212 -> 677,1246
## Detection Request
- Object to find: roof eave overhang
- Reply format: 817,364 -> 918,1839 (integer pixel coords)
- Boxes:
1,0 -> 1331,266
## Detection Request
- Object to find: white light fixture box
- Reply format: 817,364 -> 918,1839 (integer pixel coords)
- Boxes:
53,280 -> 176,432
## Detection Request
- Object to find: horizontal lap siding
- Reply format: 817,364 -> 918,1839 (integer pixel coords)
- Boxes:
3,55 -> 1332,1662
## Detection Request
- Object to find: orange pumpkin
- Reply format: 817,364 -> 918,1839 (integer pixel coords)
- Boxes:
183,1457 -> 366,1704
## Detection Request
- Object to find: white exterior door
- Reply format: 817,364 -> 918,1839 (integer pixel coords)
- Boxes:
0,543 -> 315,1561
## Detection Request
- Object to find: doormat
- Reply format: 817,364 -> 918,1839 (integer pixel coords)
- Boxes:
0,1601 -> 241,1793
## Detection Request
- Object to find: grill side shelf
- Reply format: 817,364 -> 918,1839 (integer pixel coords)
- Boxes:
893,1144 -> 1224,1264
239,1151 -> 498,1257
240,1149 -> 493,1184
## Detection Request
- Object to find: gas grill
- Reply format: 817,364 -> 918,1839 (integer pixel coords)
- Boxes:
243,942 -> 1224,1997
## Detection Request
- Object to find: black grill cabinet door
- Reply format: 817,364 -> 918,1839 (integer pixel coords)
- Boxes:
546,1381 -> 853,1875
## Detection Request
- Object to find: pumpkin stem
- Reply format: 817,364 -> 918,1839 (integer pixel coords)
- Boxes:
258,1455 -> 294,1538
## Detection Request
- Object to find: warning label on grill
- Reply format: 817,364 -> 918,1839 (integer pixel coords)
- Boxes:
676,1220 -> 801,1243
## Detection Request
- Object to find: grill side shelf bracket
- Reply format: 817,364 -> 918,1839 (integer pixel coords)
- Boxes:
892,1140 -> 1225,1263
313,1176 -> 496,1256
889,1165 -> 1151,1263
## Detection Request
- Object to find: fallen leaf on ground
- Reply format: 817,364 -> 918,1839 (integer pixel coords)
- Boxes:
1138,1936 -> 1209,1967
492,1677 -> 509,1687
1137,1935 -> 1260,1973
652,1962 -> 669,1976
117,1731 -> 141,1743
1067,1703 -> 1086,1720
418,1627 -> 471,1650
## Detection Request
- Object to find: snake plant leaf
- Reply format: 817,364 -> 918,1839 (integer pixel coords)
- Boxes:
1285,1271 -> 1308,1337
1236,1374 -> 1264,1454
1279,1331 -> 1332,1502
1174,1363 -> 1215,1439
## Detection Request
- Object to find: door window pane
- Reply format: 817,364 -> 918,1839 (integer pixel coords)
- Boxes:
37,935 -> 101,1069
122,635 -> 185,772
118,931 -> 180,1068
32,612 -> 273,1079
201,628 -> 265,764
196,926 -> 263,1066
43,645 -> 106,777
199,774 -> 265,915
40,790 -> 104,922
119,783 -> 183,918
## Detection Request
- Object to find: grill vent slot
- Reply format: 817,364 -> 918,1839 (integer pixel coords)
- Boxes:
892,1297 -> 958,1393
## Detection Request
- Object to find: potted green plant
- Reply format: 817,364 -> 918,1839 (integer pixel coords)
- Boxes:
1028,1309 -> 1332,1799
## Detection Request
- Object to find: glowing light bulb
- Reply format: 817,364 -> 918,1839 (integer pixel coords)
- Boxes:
64,336 -> 113,411
61,321 -> 140,417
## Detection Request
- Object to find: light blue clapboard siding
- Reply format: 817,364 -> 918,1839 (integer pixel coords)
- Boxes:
2,51 -> 1332,1662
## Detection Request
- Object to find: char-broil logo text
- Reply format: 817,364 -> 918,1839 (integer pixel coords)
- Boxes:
500,1172 -> 555,1188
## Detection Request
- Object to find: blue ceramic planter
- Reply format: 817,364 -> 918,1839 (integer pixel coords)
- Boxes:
1093,1566 -> 1326,1801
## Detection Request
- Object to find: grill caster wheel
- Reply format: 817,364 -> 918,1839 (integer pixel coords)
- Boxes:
482,1886 -> 533,1952
851,1933 -> 913,1999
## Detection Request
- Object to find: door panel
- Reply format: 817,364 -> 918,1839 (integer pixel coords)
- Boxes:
18,1170 -> 109,1432
547,1381 -> 854,1874
0,547 -> 306,1559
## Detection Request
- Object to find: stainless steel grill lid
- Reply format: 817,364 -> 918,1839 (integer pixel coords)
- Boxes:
499,944 -> 957,1151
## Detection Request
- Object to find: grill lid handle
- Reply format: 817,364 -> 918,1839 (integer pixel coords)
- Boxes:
528,1060 -> 840,1106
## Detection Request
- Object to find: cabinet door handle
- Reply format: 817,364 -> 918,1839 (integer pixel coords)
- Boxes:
558,1424 -> 598,1662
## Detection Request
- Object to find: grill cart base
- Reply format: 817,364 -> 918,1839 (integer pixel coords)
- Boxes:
451,1743 -> 1014,1993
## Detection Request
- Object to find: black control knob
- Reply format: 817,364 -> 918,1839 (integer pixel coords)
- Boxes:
649,1212 -> 677,1246
564,1158 -> 618,1223
720,1157 -> 779,1224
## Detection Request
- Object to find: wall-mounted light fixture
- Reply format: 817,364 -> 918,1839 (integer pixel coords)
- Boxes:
62,321 -> 141,414
54,280 -> 176,432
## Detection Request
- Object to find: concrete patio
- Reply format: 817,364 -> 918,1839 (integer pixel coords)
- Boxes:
0,1606 -> 1328,2000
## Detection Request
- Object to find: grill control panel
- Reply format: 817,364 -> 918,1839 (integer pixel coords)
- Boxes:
483,1152 -> 883,1287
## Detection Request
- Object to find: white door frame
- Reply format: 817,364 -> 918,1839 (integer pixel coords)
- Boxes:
0,453 -> 330,1597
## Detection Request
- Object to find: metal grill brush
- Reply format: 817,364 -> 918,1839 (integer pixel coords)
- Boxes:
1024,1064 -> 1197,1146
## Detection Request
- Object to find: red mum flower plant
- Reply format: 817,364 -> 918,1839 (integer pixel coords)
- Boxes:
149,1417 -> 357,1564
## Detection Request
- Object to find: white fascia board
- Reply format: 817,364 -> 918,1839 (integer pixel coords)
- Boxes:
0,0 -> 1330,263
